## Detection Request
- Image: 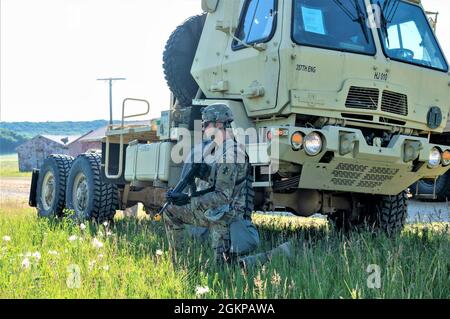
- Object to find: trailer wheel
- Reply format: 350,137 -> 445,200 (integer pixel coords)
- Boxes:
163,14 -> 207,107
36,155 -> 74,218
66,153 -> 118,223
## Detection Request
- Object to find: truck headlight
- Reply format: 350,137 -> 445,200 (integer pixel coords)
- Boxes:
304,132 -> 323,156
428,148 -> 442,168
443,150 -> 450,166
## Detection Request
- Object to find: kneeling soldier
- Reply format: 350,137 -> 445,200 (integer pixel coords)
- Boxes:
164,103 -> 259,265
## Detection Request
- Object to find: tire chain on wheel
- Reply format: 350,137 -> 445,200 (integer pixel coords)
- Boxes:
39,154 -> 74,217
75,153 -> 118,222
163,14 -> 207,107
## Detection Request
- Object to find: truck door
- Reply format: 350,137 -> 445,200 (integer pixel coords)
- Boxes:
222,0 -> 281,113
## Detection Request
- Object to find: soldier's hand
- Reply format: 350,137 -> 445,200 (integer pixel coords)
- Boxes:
167,190 -> 190,206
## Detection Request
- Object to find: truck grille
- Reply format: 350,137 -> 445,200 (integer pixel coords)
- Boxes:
381,91 -> 408,116
331,163 -> 399,189
345,87 -> 379,110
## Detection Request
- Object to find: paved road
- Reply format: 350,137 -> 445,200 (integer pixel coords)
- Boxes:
1,177 -> 448,223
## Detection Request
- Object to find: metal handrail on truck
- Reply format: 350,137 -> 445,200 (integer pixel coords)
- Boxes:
104,98 -> 151,179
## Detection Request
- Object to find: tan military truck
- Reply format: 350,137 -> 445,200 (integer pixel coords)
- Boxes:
30,0 -> 450,234
411,119 -> 450,200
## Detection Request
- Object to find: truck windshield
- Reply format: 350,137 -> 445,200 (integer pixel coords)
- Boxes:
375,0 -> 448,72
292,0 -> 376,55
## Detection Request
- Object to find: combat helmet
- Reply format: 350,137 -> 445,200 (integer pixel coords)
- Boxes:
202,103 -> 234,124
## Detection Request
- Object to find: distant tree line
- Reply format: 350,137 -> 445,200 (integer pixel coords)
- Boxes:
0,120 -> 111,138
0,128 -> 29,154
0,120 -> 117,154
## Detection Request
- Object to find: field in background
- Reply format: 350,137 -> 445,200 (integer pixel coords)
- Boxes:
0,154 -> 31,178
0,200 -> 449,299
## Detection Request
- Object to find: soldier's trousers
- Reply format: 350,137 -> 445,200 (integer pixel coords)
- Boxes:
163,204 -> 233,263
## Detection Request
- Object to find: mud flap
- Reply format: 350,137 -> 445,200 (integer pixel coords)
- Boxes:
29,169 -> 39,207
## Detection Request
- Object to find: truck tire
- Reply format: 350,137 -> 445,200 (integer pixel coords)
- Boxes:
329,191 -> 408,235
163,14 -> 207,107
36,155 -> 74,218
66,153 -> 118,223
410,172 -> 450,201
368,192 -> 408,235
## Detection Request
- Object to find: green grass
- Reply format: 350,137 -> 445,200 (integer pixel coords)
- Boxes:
0,154 -> 31,178
0,202 -> 449,299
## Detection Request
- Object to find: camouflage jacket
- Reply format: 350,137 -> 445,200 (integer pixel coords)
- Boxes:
189,138 -> 250,218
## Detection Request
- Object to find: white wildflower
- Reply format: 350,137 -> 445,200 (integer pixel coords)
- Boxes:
195,286 -> 210,296
103,221 -> 108,227
80,223 -> 87,231
106,231 -> 112,237
92,238 -> 104,249
2,236 -> 11,242
32,252 -> 41,261
103,265 -> 110,271
68,235 -> 78,242
48,250 -> 58,256
88,260 -> 96,271
22,258 -> 31,269
97,254 -> 104,260
156,249 -> 163,257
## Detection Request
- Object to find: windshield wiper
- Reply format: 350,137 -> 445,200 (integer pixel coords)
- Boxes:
333,0 -> 369,43
353,0 -> 370,43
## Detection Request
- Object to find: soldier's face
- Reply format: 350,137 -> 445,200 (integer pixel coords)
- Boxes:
203,122 -> 226,142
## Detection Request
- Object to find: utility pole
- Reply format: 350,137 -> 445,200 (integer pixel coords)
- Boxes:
97,77 -> 127,125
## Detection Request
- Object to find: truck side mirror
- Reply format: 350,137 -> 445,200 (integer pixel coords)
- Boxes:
202,0 -> 219,13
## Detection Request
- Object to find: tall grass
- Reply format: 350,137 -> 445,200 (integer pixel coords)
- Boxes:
0,203 -> 449,299
0,154 -> 31,178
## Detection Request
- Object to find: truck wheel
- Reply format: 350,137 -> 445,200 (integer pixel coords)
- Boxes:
36,155 -> 74,218
410,172 -> 450,201
163,14 -> 207,107
66,153 -> 118,223
368,192 -> 408,235
329,191 -> 408,235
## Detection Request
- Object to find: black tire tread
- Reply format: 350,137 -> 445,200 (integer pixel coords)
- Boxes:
163,14 -> 206,107
68,153 -> 118,222
37,154 -> 74,217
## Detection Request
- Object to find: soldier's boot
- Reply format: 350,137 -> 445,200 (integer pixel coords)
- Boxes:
239,241 -> 294,269
211,226 -> 233,266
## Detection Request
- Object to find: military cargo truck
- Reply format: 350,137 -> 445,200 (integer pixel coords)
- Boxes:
411,119 -> 450,200
30,0 -> 450,234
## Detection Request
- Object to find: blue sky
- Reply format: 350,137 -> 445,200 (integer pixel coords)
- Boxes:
0,0 -> 449,122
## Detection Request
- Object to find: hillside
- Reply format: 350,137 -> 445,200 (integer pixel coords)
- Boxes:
0,129 -> 29,154
0,120 -> 111,138
0,120 -> 117,154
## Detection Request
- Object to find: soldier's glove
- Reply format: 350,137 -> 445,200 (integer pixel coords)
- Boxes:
166,190 -> 190,206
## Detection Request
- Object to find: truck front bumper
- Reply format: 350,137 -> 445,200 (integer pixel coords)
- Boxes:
255,125 -> 450,196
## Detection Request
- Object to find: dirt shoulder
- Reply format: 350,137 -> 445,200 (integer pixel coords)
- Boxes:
0,177 -> 31,202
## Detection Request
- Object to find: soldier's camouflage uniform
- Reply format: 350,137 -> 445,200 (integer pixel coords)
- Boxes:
164,138 -> 253,263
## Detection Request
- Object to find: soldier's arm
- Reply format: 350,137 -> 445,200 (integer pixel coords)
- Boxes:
191,162 -> 237,210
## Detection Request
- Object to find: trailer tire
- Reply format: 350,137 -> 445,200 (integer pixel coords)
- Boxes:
66,153 -> 118,223
36,155 -> 74,218
410,172 -> 450,201
163,14 -> 207,107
